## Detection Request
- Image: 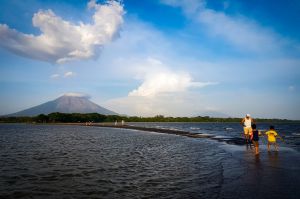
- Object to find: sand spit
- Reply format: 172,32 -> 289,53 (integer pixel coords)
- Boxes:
83,123 -> 246,145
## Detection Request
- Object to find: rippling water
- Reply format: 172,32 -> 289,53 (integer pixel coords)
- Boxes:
1,123 -> 300,199
0,124 -> 228,198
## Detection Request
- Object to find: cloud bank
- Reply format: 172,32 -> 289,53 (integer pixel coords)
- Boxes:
0,0 -> 124,63
104,57 -> 218,116
129,70 -> 216,97
123,57 -> 217,97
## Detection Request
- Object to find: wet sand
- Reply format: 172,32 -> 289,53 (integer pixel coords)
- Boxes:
219,144 -> 300,199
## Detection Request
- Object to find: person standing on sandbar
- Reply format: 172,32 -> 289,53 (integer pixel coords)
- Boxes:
241,114 -> 255,143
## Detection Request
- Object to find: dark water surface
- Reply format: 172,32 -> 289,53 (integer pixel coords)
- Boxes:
0,124 -> 300,199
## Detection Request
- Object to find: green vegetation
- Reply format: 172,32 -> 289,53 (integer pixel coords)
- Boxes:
0,112 -> 298,123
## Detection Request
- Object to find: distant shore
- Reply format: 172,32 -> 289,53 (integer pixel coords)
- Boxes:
1,112 -> 299,124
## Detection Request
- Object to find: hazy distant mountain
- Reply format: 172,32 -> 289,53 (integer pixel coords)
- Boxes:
8,94 -> 117,116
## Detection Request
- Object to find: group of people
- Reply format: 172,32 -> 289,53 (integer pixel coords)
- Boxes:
241,114 -> 282,155
114,120 -> 125,126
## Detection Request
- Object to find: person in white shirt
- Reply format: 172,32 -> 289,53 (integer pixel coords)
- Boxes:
240,114 -> 255,143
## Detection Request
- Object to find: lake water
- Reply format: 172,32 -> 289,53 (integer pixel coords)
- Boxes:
1,123 -> 300,198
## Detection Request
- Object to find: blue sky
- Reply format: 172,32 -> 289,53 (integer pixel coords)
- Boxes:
0,0 -> 299,119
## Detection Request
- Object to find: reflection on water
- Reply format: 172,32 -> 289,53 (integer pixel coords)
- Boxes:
245,143 -> 253,151
220,142 -> 300,199
267,151 -> 279,167
254,155 -> 260,165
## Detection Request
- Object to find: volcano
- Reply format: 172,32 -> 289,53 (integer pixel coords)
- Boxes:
8,94 -> 117,116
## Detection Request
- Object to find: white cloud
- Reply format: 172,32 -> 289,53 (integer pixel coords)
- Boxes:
0,0 -> 124,63
50,74 -> 60,79
129,70 -> 216,97
50,71 -> 76,79
63,92 -> 90,99
124,57 -> 216,97
64,71 -> 76,78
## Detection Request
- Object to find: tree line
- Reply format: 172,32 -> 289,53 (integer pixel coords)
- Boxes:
0,112 -> 296,123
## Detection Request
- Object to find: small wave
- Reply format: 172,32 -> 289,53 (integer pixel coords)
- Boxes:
292,133 -> 300,136
155,126 -> 169,130
190,127 -> 200,130
196,133 -> 215,137
168,128 -> 180,131
214,135 -> 232,139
